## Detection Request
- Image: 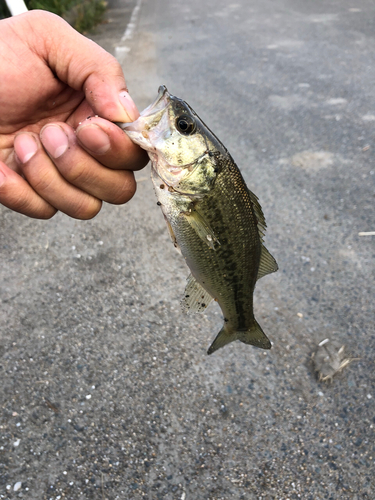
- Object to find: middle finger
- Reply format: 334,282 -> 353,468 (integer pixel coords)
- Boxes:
40,123 -> 138,205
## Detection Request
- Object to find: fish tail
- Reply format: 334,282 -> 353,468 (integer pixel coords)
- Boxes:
207,320 -> 271,355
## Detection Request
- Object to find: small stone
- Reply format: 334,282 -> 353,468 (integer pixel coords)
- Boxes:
14,482 -> 22,492
13,439 -> 20,447
86,394 -> 92,400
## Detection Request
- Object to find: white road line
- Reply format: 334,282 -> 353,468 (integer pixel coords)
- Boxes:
5,0 -> 28,16
115,0 -> 142,61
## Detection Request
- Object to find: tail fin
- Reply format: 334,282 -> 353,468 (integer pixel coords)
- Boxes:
207,320 -> 271,355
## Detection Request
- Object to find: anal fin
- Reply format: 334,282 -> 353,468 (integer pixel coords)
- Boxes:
181,274 -> 214,313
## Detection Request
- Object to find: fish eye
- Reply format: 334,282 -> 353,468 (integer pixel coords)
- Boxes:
176,115 -> 196,135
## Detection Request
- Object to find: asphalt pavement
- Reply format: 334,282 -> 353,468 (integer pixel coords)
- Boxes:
1,0 -> 374,499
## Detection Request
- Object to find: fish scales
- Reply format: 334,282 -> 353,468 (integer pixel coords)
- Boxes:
120,86 -> 278,354
174,158 -> 261,330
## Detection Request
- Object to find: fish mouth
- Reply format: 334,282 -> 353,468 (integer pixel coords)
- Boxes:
116,85 -> 170,133
140,85 -> 170,117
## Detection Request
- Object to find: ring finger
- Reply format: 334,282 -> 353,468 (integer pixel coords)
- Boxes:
14,132 -> 102,219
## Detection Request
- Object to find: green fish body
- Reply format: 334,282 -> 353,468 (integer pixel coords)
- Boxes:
121,86 -> 278,354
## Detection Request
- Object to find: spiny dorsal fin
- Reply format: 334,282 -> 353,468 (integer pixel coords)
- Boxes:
181,274 -> 214,313
257,244 -> 279,280
247,188 -> 266,241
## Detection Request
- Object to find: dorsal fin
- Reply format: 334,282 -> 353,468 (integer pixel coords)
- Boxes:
247,189 -> 278,279
247,188 -> 266,241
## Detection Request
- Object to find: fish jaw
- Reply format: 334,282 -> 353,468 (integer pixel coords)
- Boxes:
118,85 -> 171,152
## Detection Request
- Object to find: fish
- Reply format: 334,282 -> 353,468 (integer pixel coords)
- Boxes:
119,86 -> 278,354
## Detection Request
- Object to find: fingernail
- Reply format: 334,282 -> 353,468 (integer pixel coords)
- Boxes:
76,123 -> 111,154
0,169 -> 5,187
40,125 -> 69,159
14,134 -> 38,163
119,91 -> 140,122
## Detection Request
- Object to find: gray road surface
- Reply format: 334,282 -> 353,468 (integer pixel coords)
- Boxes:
1,0 -> 375,498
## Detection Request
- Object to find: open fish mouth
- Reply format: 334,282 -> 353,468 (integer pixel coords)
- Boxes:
140,85 -> 170,117
116,85 -> 174,158
116,85 -> 171,134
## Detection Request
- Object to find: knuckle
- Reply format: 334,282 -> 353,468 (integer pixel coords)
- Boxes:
39,207 -> 57,219
62,165 -> 90,186
109,175 -> 136,205
28,172 -> 54,194
72,198 -> 102,220
17,194 -> 56,219
0,175 -> 57,219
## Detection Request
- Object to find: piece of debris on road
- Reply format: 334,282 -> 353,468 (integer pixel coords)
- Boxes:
358,231 -> 375,236
312,338 -> 358,382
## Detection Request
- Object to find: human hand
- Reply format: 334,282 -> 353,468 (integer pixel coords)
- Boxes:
0,10 -> 148,219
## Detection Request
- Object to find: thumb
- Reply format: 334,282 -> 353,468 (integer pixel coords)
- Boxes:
24,10 -> 139,122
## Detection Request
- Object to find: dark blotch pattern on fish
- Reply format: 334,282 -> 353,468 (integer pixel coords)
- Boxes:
175,153 -> 261,332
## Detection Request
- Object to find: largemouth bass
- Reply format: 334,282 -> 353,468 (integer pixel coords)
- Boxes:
120,86 -> 278,354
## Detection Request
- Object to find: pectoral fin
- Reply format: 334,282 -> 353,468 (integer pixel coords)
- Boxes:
181,208 -> 220,250
181,274 -> 214,313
